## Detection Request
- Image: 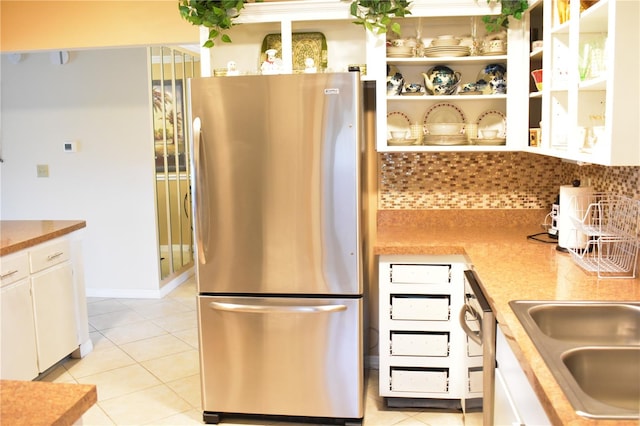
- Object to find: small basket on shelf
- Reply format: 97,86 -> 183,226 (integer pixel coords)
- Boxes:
566,193 -> 640,278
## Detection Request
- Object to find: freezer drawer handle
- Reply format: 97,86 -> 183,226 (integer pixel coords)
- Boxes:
209,301 -> 347,314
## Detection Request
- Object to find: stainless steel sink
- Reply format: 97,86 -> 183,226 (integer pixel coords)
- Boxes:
510,301 -> 640,420
528,303 -> 640,345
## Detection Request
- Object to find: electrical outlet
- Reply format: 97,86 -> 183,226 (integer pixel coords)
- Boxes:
36,164 -> 49,178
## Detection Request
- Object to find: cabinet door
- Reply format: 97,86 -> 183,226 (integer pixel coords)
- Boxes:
31,262 -> 78,372
0,279 -> 39,380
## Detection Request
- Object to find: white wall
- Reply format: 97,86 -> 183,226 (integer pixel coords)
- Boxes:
0,48 -> 163,297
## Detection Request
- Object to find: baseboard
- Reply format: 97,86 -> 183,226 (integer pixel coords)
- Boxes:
86,267 -> 194,299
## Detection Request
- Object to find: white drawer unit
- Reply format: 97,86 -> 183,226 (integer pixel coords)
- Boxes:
379,255 -> 478,408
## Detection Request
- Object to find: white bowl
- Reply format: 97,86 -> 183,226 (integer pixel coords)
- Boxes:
481,129 -> 499,139
431,36 -> 461,47
426,123 -> 464,136
390,130 -> 408,139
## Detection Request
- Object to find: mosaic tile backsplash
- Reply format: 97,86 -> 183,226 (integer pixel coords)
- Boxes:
378,152 -> 640,210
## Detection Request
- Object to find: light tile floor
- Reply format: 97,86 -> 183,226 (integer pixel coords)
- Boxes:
41,276 -> 481,425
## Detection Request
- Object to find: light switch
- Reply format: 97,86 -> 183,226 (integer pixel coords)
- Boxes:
36,164 -> 49,178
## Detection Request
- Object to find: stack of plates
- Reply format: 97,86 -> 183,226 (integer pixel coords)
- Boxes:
423,135 -> 468,146
424,46 -> 470,58
387,46 -> 414,58
388,138 -> 418,146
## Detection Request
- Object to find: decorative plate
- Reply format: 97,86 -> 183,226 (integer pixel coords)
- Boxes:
261,32 -> 328,72
422,103 -> 466,133
387,111 -> 411,136
476,110 -> 507,138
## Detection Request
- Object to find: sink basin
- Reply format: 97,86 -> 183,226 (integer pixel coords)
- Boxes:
528,303 -> 640,345
510,301 -> 640,420
563,347 -> 640,412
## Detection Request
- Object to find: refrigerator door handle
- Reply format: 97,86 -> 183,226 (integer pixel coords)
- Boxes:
192,117 -> 209,265
209,301 -> 348,314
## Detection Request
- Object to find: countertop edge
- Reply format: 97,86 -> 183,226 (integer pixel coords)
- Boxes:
0,380 -> 97,425
0,220 -> 87,256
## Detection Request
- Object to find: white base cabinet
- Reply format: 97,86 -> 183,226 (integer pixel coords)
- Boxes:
1,276 -> 39,381
494,326 -> 551,425
0,234 -> 92,380
378,255 -> 481,406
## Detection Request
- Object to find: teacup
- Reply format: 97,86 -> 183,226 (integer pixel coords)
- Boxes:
484,39 -> 506,53
404,83 -> 422,93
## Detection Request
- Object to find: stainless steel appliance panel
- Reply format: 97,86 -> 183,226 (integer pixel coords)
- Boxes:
190,73 -> 361,295
198,295 -> 363,418
460,269 -> 496,424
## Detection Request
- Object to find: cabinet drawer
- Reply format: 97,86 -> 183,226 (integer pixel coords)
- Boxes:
391,295 -> 449,320
0,253 -> 29,287
391,331 -> 449,357
30,239 -> 70,273
391,368 -> 449,393
390,264 -> 450,284
468,367 -> 483,394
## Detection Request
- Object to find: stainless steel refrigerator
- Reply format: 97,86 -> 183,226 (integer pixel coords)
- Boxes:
188,72 -> 363,425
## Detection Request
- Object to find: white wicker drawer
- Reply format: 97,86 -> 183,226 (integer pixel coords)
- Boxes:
391,332 -> 449,357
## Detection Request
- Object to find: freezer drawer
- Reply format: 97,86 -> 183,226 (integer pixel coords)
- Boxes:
198,296 -> 363,419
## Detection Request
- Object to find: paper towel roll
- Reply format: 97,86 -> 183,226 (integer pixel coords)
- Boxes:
558,185 -> 592,250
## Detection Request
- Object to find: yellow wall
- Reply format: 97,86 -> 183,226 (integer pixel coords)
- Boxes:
1,0 -> 199,52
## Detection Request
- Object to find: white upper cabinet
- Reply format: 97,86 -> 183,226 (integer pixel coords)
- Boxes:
373,8 -> 531,152
528,0 -> 639,166
196,0 -> 637,164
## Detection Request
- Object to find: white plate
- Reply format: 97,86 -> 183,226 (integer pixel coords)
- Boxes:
387,111 -> 411,136
423,103 -> 466,134
471,137 -> 506,146
388,138 -> 417,146
424,46 -> 469,52
477,110 -> 506,138
424,50 -> 470,58
481,50 -> 507,56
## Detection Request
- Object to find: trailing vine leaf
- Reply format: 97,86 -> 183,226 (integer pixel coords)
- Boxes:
179,0 -> 260,48
350,0 -> 412,36
483,0 -> 529,33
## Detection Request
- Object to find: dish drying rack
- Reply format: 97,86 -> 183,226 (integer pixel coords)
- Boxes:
567,193 -> 640,278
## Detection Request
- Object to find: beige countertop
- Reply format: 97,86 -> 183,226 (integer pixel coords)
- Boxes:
374,209 -> 640,426
1,380 -> 96,425
0,220 -> 86,256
